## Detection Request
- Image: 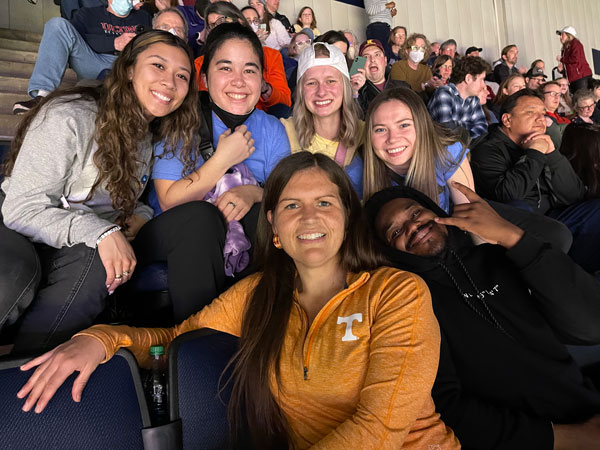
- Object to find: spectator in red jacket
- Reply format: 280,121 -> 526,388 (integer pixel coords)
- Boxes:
557,26 -> 592,95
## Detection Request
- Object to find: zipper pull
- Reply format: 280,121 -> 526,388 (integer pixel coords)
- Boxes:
303,366 -> 308,380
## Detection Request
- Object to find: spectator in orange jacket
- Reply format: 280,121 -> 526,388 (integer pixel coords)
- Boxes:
194,2 -> 291,118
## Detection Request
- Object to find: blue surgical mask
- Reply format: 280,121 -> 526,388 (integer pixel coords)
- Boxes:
111,0 -> 133,16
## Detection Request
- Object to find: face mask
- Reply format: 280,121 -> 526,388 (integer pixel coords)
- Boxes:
409,50 -> 424,64
111,0 -> 133,16
210,99 -> 255,131
346,46 -> 356,60
250,23 -> 259,33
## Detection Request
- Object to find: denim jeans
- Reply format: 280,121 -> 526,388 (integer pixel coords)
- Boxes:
9,240 -> 109,355
28,17 -> 117,97
548,198 -> 600,273
0,222 -> 41,332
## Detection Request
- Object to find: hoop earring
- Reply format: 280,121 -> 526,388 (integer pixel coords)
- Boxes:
273,234 -> 282,249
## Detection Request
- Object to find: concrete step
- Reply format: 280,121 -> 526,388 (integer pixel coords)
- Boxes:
0,60 -> 77,82
0,75 -> 29,94
0,114 -> 22,142
0,47 -> 38,64
0,93 -> 31,115
0,75 -> 76,95
0,37 -> 40,53
0,28 -> 43,43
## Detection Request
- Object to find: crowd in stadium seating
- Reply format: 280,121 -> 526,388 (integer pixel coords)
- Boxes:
2,0 -> 600,448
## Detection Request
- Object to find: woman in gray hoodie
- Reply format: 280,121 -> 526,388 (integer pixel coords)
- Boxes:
0,30 -> 198,353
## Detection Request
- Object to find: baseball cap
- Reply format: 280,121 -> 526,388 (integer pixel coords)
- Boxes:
359,39 -> 385,56
556,26 -> 577,36
299,27 -> 315,42
526,66 -> 547,79
465,46 -> 483,55
297,42 -> 350,82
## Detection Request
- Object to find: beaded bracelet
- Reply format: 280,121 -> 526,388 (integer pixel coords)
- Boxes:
96,226 -> 121,247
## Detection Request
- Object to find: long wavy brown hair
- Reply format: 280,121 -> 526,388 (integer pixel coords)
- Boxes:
362,88 -> 463,204
3,30 -> 199,220
226,152 -> 381,448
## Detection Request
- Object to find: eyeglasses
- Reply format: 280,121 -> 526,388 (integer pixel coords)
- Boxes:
155,24 -> 185,37
578,103 -> 597,110
543,91 -> 561,98
207,16 -> 235,31
410,45 -> 426,52
294,39 -> 311,49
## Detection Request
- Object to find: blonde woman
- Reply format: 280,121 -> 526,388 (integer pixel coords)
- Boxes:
557,26 -> 592,94
364,87 -> 575,252
281,42 -> 364,195
362,87 -> 471,211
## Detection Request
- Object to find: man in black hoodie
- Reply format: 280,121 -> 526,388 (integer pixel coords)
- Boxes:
365,182 -> 600,450
470,88 -> 600,273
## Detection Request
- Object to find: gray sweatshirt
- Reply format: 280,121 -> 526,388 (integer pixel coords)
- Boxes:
1,97 -> 154,249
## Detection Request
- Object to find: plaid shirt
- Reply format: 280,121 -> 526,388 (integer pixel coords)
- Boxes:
427,83 -> 488,138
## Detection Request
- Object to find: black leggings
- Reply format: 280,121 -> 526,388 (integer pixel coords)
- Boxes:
132,201 -> 260,322
569,76 -> 591,95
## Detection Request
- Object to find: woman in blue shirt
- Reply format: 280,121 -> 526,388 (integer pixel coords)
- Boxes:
137,22 -> 290,322
362,88 -> 472,212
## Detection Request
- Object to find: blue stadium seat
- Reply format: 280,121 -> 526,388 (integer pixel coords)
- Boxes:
0,349 -> 151,450
168,329 -> 239,450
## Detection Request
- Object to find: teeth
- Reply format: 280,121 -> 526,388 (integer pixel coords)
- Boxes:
315,100 -> 332,106
227,93 -> 247,99
387,146 -> 407,154
298,233 -> 325,240
152,91 -> 171,102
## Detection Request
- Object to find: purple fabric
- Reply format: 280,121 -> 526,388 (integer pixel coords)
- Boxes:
204,163 -> 258,276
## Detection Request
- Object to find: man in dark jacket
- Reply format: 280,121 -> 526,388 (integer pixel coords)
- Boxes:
366,182 -> 600,450
13,0 -> 151,115
470,89 -> 600,273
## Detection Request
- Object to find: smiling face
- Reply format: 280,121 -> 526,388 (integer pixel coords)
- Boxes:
502,95 -> 547,142
361,45 -> 387,84
129,42 -> 191,121
302,65 -> 344,120
557,78 -> 569,94
204,38 -> 262,115
504,76 -> 525,96
375,197 -> 448,257
370,99 -> 416,175
268,168 -> 346,272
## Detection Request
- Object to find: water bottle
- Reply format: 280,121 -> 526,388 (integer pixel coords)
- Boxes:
148,345 -> 168,425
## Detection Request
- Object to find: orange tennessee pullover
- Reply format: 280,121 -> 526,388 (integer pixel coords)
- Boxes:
77,267 -> 460,449
194,46 -> 292,110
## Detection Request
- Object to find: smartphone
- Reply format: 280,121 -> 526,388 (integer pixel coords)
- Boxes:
349,56 -> 367,77
433,70 -> 441,80
259,24 -> 267,30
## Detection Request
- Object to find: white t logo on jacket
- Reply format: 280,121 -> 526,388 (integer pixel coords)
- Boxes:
337,313 -> 363,341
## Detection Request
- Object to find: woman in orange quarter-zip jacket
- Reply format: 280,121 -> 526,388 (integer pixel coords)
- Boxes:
17,152 -> 460,450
